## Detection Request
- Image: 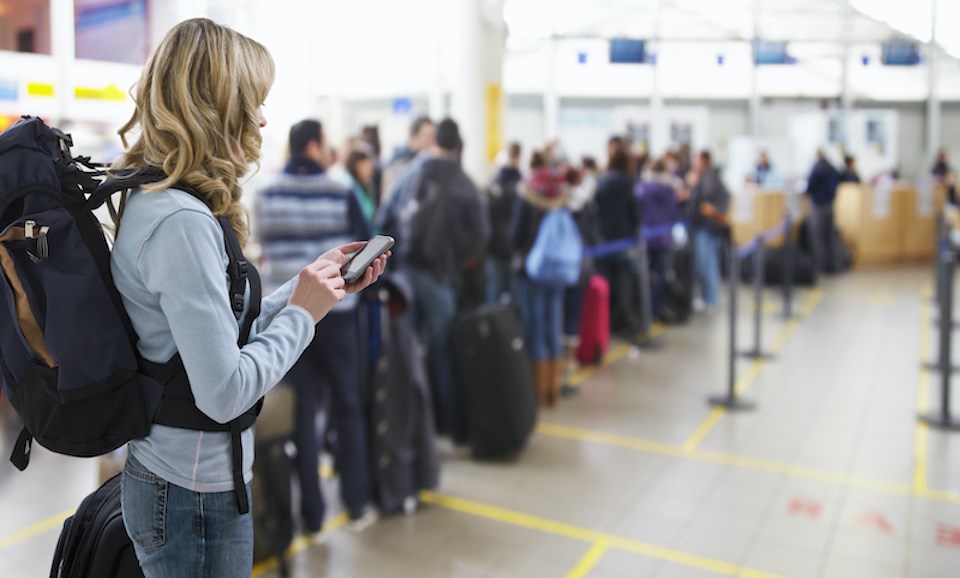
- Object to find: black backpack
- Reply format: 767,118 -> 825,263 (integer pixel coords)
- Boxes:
50,474 -> 143,578
0,116 -> 261,513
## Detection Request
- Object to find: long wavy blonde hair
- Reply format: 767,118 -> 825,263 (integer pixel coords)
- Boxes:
111,18 -> 275,247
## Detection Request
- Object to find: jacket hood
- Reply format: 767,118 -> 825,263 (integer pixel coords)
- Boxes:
521,168 -> 570,210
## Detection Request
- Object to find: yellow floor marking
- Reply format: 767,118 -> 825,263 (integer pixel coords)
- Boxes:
680,289 -> 823,453
535,421 -> 960,504
421,491 -> 791,578
914,297 -> 932,494
868,292 -> 897,305
567,323 -> 666,389
251,512 -> 349,577
536,422 -> 680,458
681,408 -> 726,454
568,343 -> 632,387
565,540 -> 611,578
0,508 -> 73,550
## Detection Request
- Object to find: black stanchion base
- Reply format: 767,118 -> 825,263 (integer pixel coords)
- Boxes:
921,361 -> 960,373
708,394 -> 756,410
738,350 -> 775,360
919,412 -> 960,431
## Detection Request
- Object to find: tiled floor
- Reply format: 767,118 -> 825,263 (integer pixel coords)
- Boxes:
3,267 -> 960,577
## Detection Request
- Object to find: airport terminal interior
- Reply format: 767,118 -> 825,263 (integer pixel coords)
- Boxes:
2,1 -> 960,577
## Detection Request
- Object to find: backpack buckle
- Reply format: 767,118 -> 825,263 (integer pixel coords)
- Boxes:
232,294 -> 244,315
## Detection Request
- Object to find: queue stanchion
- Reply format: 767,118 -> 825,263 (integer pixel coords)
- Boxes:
782,212 -> 795,320
636,234 -> 664,349
920,242 -> 960,430
739,241 -> 773,360
924,216 -> 960,373
708,238 -> 755,410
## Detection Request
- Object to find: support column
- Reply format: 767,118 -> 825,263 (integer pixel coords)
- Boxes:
544,37 -> 560,141
927,0 -> 941,161
650,0 -> 664,157
749,0 -> 761,147
50,0 -> 75,122
448,0 -> 506,182
841,0 -> 853,133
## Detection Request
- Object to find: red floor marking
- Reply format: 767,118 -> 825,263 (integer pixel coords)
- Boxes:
788,498 -> 822,519
936,524 -> 960,548
854,512 -> 893,535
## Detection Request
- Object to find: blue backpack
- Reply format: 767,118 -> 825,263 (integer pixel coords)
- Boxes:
525,208 -> 583,287
0,116 -> 260,513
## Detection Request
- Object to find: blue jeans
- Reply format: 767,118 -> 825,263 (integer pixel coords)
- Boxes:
694,229 -> 722,306
518,275 -> 565,361
485,257 -> 512,305
284,310 -> 371,531
407,267 -> 464,444
122,454 -> 253,578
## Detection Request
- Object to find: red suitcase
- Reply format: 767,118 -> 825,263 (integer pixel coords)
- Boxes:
576,275 -> 610,364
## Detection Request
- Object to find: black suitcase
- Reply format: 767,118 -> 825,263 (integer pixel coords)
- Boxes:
50,474 -> 144,578
252,386 -> 296,577
740,247 -> 818,287
660,246 -> 693,324
451,304 -> 537,459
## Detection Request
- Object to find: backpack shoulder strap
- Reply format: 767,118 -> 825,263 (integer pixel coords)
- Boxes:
83,168 -> 166,211
217,216 -> 261,345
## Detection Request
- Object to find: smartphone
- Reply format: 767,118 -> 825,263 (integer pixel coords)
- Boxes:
340,235 -> 394,284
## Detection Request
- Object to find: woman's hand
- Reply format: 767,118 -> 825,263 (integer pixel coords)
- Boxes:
345,252 -> 390,294
288,258 -> 347,323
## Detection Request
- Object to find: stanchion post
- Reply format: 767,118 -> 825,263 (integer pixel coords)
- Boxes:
921,244 -> 960,429
740,242 -> 773,360
782,213 -> 794,319
635,235 -> 664,349
709,239 -> 755,410
924,217 -> 959,372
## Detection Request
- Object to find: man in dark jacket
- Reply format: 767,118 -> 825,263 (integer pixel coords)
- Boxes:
805,149 -> 842,273
486,142 -> 523,303
391,118 -> 489,447
689,150 -> 730,309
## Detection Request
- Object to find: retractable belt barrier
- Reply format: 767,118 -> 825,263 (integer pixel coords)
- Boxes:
707,216 -> 791,411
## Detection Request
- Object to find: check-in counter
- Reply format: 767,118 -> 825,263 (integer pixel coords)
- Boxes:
835,183 -> 946,266
731,190 -> 790,247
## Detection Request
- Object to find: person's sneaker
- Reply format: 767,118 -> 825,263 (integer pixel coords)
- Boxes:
346,508 -> 380,533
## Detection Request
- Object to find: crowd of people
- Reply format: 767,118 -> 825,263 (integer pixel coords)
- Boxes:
252,112 -> 761,543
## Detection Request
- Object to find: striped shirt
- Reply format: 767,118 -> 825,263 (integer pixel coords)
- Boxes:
255,158 -> 370,309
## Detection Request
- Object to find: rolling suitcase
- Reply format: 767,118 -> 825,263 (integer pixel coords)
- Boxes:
451,304 -> 537,459
576,275 -> 611,364
661,246 -> 693,324
50,474 -> 144,578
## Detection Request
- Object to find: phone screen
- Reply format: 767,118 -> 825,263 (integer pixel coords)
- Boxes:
341,236 -> 394,282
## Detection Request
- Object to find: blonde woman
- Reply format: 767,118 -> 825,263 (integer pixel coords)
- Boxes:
109,19 -> 386,576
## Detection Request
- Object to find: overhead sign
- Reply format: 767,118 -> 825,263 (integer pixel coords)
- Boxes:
391,97 -> 412,116
75,84 -> 126,101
